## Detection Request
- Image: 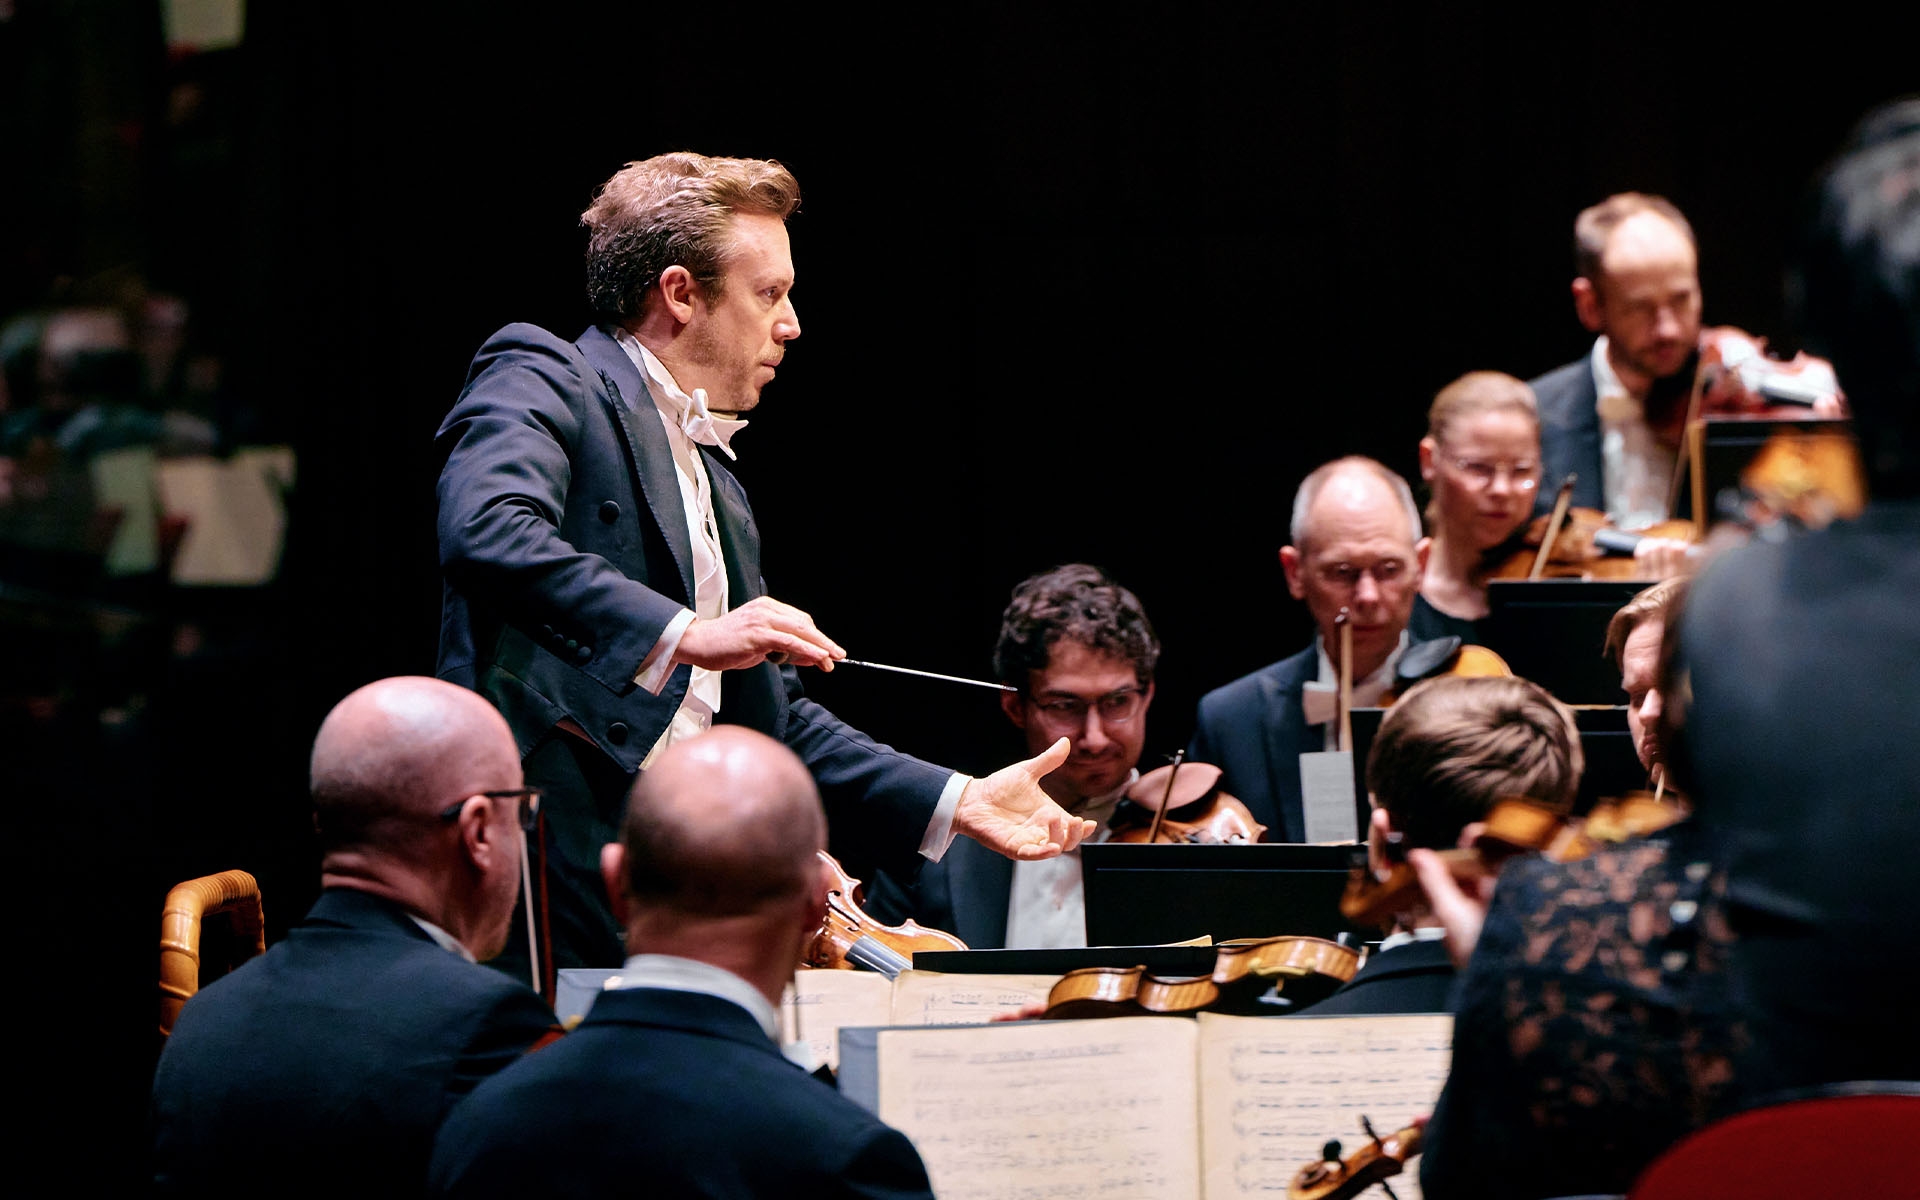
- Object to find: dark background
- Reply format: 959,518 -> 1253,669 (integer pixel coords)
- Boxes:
6,2 -> 1911,1187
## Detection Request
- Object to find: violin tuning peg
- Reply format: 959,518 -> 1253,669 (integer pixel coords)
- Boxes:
1321,1138 -> 1342,1164
1379,1183 -> 1401,1200
1360,1114 -> 1381,1142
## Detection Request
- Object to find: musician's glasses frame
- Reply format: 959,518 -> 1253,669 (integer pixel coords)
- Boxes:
1025,687 -> 1148,730
438,787 -> 542,833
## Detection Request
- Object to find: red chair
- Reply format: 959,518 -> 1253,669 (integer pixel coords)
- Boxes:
1629,1084 -> 1920,1198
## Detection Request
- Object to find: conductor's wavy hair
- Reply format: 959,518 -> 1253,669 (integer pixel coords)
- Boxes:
581,152 -> 801,321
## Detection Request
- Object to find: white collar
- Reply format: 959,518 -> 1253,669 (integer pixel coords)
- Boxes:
605,953 -> 780,1042
1591,336 -> 1640,425
1302,630 -> 1411,725
407,915 -> 475,963
610,327 -> 749,459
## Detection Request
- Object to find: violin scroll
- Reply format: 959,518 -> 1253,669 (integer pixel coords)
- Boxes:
805,851 -> 967,978
1289,1116 -> 1426,1200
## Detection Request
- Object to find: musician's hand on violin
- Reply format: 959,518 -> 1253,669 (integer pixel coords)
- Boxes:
1407,847 -> 1497,969
674,596 -> 845,671
1631,536 -> 1697,580
955,738 -> 1095,861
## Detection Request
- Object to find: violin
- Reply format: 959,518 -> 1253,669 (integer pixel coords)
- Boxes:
1108,754 -> 1266,844
1339,790 -> 1687,930
804,851 -> 967,979
1038,934 -> 1361,1020
1289,1116 -> 1425,1200
1694,325 -> 1845,421
1376,639 -> 1513,705
1486,475 -> 1698,582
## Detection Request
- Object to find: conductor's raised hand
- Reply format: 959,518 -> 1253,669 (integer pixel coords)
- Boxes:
954,738 -> 1096,862
674,596 -> 845,671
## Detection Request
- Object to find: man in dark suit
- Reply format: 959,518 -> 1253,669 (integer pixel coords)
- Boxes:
1529,192 -> 1705,522
151,677 -> 559,1198
435,153 -> 1089,977
1310,673 -> 1582,1015
1188,456 -> 1429,842
429,725 -> 935,1200
875,564 -> 1162,949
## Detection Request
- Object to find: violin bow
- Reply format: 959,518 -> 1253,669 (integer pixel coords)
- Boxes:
1336,608 -> 1353,754
1531,475 -> 1577,580
1144,749 -> 1186,844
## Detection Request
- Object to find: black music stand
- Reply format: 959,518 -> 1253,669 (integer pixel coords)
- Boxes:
1077,843 -> 1359,947
1482,578 -> 1647,705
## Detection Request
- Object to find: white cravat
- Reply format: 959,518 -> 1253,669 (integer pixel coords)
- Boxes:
1592,337 -> 1675,531
612,331 -> 732,765
1302,631 -> 1409,749
1002,773 -> 1133,951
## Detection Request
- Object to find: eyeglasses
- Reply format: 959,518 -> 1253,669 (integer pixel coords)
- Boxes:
1446,456 -> 1540,492
1313,560 -> 1412,589
439,787 -> 542,833
1026,687 -> 1147,729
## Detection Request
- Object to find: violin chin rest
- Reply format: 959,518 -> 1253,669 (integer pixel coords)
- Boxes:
1396,636 -> 1463,684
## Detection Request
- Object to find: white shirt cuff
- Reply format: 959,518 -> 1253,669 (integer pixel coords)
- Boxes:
633,608 -> 699,694
918,773 -> 969,861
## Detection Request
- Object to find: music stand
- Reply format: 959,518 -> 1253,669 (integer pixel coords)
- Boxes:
1674,416 -> 1858,522
1482,578 -> 1647,705
1078,843 -> 1358,947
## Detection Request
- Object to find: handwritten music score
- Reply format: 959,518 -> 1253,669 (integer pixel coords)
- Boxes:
878,1016 -> 1203,1200
867,1010 -> 1452,1199
782,970 -> 1061,1071
1198,1012 -> 1451,1199
888,970 -> 1060,1026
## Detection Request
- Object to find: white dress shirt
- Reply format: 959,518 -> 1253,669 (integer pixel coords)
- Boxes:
1303,630 -> 1411,749
1591,336 -> 1676,531
1002,771 -> 1135,950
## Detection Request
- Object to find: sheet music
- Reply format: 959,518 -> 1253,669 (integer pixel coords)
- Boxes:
1298,749 -> 1359,843
887,970 -> 1061,1026
878,1016 -> 1201,1200
1197,1012 -> 1451,1199
780,970 -> 892,1072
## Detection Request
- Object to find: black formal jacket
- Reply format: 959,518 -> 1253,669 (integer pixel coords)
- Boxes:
150,889 -> 558,1198
1529,355 -> 1605,514
1303,937 -> 1455,1016
435,323 -> 951,875
866,833 -> 1013,949
428,986 -> 935,1199
1185,644 -> 1320,843
1680,500 -> 1920,1095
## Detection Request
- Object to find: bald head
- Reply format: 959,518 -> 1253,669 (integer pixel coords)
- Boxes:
310,676 -> 521,858
1289,456 -> 1422,552
615,727 -> 826,920
1282,457 -> 1428,680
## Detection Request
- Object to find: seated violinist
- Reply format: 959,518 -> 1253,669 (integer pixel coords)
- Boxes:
1189,456 -> 1436,842
1412,371 -> 1544,640
1310,673 -> 1581,1016
868,563 -> 1164,949
1530,191 -> 1840,531
1408,576 -> 1745,1200
428,727 -> 935,1199
1603,575 -> 1687,789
